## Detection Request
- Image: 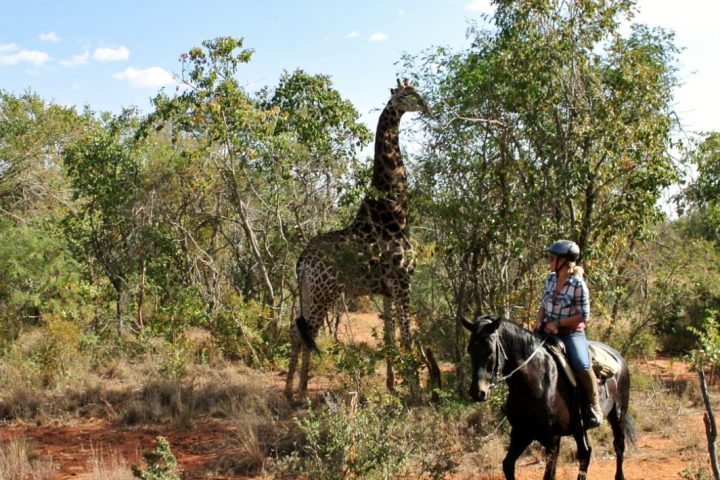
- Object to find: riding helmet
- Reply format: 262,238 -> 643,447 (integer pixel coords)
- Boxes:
546,240 -> 580,262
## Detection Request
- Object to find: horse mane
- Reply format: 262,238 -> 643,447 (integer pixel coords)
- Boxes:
496,319 -> 545,360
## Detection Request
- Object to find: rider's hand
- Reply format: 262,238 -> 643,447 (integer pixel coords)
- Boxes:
544,321 -> 559,334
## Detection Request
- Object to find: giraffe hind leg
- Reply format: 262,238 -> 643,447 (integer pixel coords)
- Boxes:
285,328 -> 302,399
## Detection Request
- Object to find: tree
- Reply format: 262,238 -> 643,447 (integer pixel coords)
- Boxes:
147,37 -> 371,331
683,132 -> 720,245
0,92 -> 92,346
403,0 -> 680,367
0,91 -> 86,223
63,111 -> 156,334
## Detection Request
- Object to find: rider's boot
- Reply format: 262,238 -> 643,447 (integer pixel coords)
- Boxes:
577,367 -> 603,428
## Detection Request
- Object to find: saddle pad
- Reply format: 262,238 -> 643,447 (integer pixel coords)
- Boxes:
588,343 -> 621,379
546,342 -> 621,386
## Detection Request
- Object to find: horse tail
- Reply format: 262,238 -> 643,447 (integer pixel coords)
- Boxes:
295,314 -> 318,352
623,410 -> 637,447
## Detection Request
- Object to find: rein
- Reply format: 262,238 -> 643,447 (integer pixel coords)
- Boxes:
489,331 -> 548,389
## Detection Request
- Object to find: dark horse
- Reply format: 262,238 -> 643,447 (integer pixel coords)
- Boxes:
461,315 -> 634,480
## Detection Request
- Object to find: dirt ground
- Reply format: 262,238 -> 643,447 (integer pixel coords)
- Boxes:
0,313 -> 715,479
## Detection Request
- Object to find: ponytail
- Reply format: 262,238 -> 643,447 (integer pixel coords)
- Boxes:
568,263 -> 584,279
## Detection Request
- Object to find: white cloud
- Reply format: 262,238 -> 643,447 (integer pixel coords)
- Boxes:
345,30 -> 359,39
466,0 -> 493,12
113,66 -> 176,89
0,49 -> 50,67
0,43 -> 18,53
39,32 -> 60,42
93,46 -> 129,62
60,50 -> 89,67
369,32 -> 389,42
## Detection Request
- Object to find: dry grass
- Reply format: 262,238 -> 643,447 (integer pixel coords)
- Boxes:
86,446 -> 134,480
0,438 -> 57,480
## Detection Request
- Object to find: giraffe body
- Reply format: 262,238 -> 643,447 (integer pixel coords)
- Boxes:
285,80 -> 427,399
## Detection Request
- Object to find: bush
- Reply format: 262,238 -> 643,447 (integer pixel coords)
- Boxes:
131,436 -> 180,480
281,393 -> 410,479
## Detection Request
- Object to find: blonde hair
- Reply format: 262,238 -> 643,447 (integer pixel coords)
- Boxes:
568,263 -> 584,279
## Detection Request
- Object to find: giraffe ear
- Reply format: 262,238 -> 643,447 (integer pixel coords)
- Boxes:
403,78 -> 410,88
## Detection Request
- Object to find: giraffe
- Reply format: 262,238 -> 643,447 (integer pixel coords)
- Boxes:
285,79 -> 428,399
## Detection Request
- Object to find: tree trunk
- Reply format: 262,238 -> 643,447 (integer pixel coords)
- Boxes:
699,368 -> 720,480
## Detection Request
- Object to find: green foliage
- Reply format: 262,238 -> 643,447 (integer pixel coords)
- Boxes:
149,36 -> 371,321
0,90 -> 87,219
327,342 -> 381,391
638,222 -> 720,352
282,393 -> 410,480
402,0 -> 681,368
680,462 -> 714,480
207,295 -> 269,364
0,220 -> 88,351
63,110 -> 156,333
687,310 -> 720,370
682,132 -> 720,246
131,436 -> 180,480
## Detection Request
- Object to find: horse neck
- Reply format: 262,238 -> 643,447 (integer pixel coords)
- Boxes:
497,322 -> 545,374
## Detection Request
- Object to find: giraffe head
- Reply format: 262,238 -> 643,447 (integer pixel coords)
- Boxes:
389,79 -> 429,114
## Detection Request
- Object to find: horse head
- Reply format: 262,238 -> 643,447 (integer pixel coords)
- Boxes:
459,314 -> 503,401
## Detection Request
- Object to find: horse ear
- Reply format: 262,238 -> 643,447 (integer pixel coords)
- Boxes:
458,315 -> 475,332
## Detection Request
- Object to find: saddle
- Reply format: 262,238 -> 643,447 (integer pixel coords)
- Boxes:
546,340 -> 621,387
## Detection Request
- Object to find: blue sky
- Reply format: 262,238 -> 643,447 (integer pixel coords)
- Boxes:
2,0 -> 719,135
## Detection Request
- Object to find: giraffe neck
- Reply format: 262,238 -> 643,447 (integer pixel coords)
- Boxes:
371,104 -> 406,195
350,103 -> 409,239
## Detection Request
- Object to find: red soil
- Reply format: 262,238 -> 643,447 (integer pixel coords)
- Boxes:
0,313 -> 713,479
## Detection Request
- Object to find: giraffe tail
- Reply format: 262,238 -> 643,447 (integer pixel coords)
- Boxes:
295,315 -> 319,352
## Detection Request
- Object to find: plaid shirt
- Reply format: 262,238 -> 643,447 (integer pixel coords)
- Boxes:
541,272 -> 590,331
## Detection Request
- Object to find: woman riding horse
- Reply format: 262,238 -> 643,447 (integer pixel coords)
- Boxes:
461,315 -> 634,480
533,239 -> 603,428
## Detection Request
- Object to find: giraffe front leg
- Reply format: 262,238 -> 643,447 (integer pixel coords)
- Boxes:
382,295 -> 396,391
299,343 -> 312,399
393,281 -> 419,396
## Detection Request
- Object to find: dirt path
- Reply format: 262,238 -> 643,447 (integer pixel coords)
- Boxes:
0,313 -> 714,479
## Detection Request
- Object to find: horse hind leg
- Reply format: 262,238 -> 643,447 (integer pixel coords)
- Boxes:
607,405 -> 627,480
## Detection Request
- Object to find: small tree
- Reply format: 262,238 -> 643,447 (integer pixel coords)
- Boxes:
131,436 -> 180,480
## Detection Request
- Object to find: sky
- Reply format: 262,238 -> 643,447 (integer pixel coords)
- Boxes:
1,0 -> 719,136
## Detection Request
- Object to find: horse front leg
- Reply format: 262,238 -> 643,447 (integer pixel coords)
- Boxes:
502,429 -> 532,480
573,429 -> 592,480
607,405 -> 626,480
542,436 -> 561,480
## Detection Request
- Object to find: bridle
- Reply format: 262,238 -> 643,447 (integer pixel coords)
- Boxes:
485,329 -> 548,389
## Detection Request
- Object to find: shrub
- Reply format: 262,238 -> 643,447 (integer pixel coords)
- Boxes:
131,436 -> 180,480
281,393 -> 410,479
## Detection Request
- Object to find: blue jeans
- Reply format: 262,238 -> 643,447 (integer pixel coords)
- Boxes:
558,331 -> 591,372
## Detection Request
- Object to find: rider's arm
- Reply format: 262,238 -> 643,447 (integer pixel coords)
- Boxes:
533,305 -> 545,332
